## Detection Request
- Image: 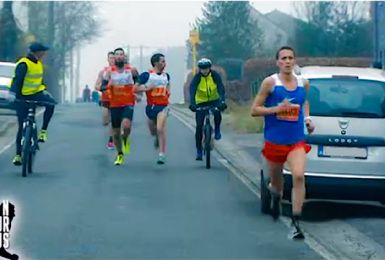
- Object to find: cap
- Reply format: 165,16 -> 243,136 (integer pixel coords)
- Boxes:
29,42 -> 49,52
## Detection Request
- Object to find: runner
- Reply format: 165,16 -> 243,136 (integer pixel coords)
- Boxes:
95,51 -> 115,149
250,46 -> 315,239
136,53 -> 170,164
100,48 -> 139,165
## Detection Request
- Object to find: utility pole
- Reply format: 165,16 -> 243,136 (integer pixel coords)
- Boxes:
46,1 -> 59,101
139,45 -> 143,72
126,45 -> 130,62
68,48 -> 74,102
75,46 -> 80,101
126,45 -> 160,71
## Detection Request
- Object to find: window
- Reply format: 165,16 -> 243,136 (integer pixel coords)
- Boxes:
308,78 -> 385,118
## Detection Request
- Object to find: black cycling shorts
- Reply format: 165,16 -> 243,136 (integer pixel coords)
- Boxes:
110,106 -> 134,128
145,105 -> 168,121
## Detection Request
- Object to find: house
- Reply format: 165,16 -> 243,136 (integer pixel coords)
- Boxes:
250,8 -> 310,52
249,8 -> 290,52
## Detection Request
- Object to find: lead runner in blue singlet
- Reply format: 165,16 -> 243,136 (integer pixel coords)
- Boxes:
250,46 -> 315,240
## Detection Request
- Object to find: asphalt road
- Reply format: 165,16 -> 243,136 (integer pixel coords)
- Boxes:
0,103 -> 321,259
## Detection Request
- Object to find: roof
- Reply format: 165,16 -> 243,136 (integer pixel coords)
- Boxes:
264,10 -> 308,37
248,7 -> 289,46
299,66 -> 385,82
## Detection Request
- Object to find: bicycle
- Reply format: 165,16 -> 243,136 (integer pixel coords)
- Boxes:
196,106 -> 220,169
16,99 -> 54,177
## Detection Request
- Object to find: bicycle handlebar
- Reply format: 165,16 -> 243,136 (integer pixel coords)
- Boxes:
196,106 -> 220,112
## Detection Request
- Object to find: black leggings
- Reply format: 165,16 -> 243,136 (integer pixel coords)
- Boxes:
195,101 -> 222,150
15,91 -> 56,155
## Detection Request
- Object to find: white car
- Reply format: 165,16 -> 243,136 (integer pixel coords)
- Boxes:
260,66 -> 385,214
0,61 -> 16,109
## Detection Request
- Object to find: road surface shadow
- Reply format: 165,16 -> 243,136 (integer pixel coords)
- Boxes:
281,200 -> 385,222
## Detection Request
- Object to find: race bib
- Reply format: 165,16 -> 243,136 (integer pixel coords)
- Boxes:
276,103 -> 300,122
151,86 -> 168,97
113,85 -> 133,96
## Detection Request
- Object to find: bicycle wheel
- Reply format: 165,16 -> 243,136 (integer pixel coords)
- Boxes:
28,128 -> 38,174
22,125 -> 32,177
204,123 -> 212,169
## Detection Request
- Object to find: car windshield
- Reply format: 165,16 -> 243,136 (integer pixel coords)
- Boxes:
0,65 -> 14,78
308,78 -> 385,118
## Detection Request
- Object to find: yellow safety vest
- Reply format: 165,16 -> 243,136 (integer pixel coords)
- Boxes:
11,57 -> 46,95
195,72 -> 220,104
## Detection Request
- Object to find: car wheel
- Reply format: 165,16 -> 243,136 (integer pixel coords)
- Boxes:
260,170 -> 272,214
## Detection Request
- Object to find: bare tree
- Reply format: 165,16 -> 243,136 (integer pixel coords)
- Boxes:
27,1 -> 101,101
292,1 -> 372,57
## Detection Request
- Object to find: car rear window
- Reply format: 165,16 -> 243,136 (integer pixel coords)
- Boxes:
308,78 -> 385,118
0,65 -> 14,78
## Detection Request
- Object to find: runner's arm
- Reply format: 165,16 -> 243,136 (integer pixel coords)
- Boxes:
189,74 -> 200,106
135,72 -> 150,93
94,70 -> 103,91
100,70 -> 111,92
303,79 -> 310,119
132,67 -> 139,84
9,62 -> 27,97
166,73 -> 171,96
303,79 -> 315,133
250,77 -> 278,117
212,70 -> 225,102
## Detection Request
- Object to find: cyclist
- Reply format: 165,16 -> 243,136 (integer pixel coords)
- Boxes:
250,46 -> 315,239
100,48 -> 139,165
189,58 -> 226,160
8,42 -> 56,166
136,53 -> 170,164
95,51 -> 115,149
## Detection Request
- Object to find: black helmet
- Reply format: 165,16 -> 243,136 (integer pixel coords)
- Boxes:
29,42 -> 49,52
197,58 -> 212,69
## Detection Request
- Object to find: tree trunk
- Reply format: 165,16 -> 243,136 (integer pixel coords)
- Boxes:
45,1 -> 61,102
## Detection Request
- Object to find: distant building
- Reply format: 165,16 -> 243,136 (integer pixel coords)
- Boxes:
373,1 -> 385,68
249,8 -> 308,55
249,8 -> 289,52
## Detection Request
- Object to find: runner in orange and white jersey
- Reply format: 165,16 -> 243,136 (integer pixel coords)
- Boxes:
136,53 -> 170,164
94,51 -> 115,149
100,48 -> 139,165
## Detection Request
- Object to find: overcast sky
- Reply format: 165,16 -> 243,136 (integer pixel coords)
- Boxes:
78,1 -> 294,100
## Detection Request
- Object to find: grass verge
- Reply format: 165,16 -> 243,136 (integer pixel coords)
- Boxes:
223,101 -> 263,134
